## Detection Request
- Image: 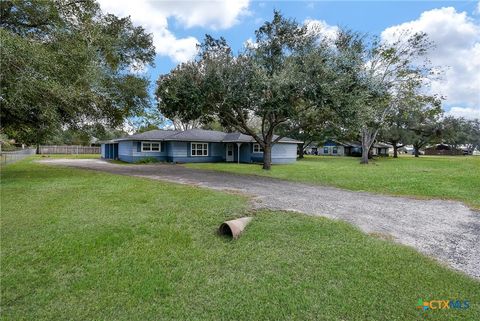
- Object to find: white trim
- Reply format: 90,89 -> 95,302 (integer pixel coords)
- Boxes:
141,141 -> 161,152
253,143 -> 263,153
191,142 -> 209,157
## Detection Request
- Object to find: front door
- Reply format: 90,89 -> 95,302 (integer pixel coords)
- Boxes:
226,143 -> 234,162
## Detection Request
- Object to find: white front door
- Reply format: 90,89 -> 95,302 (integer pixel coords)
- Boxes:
226,143 -> 234,162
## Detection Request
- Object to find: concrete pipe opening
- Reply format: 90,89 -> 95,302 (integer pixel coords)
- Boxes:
218,217 -> 253,239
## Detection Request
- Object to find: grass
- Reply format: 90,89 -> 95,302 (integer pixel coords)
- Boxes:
1,159 -> 479,320
37,153 -> 100,159
186,155 -> 480,209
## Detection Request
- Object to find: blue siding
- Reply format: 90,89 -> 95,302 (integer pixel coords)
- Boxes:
118,141 -> 133,157
240,143 -> 252,163
247,142 -> 297,164
118,140 -> 167,162
168,142 -> 188,157
323,140 -> 338,147
103,140 -> 297,164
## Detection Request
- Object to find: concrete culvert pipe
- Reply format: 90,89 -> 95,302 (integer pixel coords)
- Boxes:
218,217 -> 253,239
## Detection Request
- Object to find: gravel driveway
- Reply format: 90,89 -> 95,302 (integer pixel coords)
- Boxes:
40,158 -> 480,279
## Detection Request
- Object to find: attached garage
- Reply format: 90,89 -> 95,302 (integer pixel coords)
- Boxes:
101,142 -> 118,160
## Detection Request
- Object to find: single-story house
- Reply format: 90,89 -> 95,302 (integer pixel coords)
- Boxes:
318,140 -> 390,157
100,129 -> 301,164
424,143 -> 463,156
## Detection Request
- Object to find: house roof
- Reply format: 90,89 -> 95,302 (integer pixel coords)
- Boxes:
320,140 -> 391,148
105,129 -> 302,144
373,142 -> 392,148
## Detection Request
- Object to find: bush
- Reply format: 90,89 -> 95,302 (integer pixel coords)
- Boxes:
134,157 -> 159,164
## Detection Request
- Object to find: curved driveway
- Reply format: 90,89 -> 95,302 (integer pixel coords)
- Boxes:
40,159 -> 480,279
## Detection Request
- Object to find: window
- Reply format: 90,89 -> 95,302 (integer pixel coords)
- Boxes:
253,143 -> 263,153
142,142 -> 161,152
333,147 -> 338,154
324,147 -> 329,154
191,143 -> 208,156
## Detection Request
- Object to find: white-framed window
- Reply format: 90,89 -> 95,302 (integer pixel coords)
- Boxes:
191,142 -> 208,156
323,147 -> 329,154
142,142 -> 161,152
253,143 -> 263,153
333,147 -> 338,154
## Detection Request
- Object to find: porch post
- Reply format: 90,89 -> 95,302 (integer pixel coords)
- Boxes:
236,143 -> 242,164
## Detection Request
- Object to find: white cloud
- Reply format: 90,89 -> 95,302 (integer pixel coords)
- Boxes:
304,19 -> 339,41
476,1 -> 480,14
244,37 -> 258,49
98,0 -> 249,63
445,107 -> 480,120
381,7 -> 480,118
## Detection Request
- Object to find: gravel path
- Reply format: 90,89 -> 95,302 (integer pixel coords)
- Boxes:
39,159 -> 480,279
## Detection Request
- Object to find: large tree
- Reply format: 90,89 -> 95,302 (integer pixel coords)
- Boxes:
0,0 -> 155,145
156,60 -> 214,130
441,116 -> 480,153
334,29 -> 438,164
380,81 -> 441,158
408,96 -> 443,157
157,12 -> 337,169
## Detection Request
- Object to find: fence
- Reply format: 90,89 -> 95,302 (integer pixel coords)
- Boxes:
0,148 -> 37,166
38,145 -> 100,154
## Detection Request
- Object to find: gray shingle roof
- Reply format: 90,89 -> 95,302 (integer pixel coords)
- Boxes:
110,129 -> 301,144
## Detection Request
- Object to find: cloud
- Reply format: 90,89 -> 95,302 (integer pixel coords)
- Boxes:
304,19 -> 339,41
98,0 -> 249,63
244,37 -> 258,49
381,7 -> 480,118
445,107 -> 480,120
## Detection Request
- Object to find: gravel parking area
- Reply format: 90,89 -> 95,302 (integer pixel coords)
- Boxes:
39,158 -> 480,279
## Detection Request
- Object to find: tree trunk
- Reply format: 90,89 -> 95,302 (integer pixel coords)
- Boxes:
262,143 -> 272,170
298,143 -> 304,159
413,144 -> 420,157
360,128 -> 374,164
393,141 -> 398,158
360,143 -> 369,164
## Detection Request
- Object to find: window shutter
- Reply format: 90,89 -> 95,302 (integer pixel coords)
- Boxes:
137,142 -> 141,152
161,142 -> 165,152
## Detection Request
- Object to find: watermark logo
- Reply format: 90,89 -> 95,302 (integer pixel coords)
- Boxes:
416,299 -> 470,311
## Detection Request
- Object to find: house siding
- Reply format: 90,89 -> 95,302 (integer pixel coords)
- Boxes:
103,140 -> 297,164
319,145 -> 345,156
117,140 -> 167,162
249,143 -> 297,164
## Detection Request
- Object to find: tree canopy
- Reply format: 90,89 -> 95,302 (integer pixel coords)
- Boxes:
157,11 -> 343,169
0,0 -> 155,144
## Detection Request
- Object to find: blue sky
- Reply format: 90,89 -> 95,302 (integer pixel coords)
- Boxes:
99,0 -> 480,120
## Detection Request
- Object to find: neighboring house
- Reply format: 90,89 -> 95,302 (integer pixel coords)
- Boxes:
398,145 -> 425,155
318,139 -> 390,156
424,143 -> 463,156
318,140 -> 350,156
304,143 -> 319,155
100,129 -> 301,164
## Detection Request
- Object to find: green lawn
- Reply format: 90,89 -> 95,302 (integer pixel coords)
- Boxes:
1,158 -> 479,320
38,153 -> 100,159
186,155 -> 480,209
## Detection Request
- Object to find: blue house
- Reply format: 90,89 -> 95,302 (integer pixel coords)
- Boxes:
100,129 -> 301,164
318,139 -> 390,156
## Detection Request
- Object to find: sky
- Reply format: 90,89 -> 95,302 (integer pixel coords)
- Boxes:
98,0 -> 480,120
